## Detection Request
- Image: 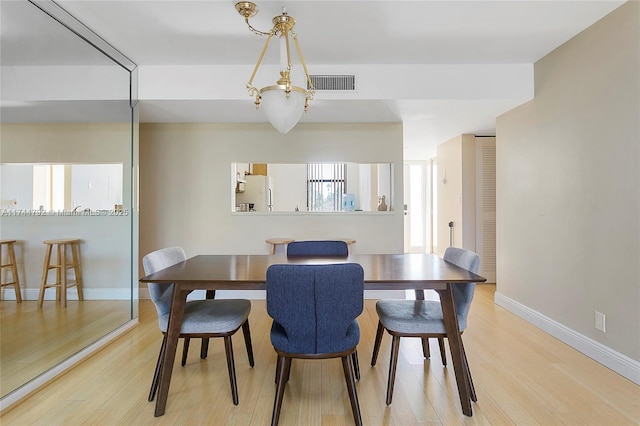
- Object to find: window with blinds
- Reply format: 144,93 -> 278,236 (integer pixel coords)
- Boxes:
307,163 -> 346,211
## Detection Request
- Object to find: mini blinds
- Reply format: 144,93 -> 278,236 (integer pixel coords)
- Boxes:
307,163 -> 346,211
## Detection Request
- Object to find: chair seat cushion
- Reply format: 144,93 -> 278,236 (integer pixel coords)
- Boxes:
158,299 -> 251,334
376,300 -> 467,334
270,319 -> 360,354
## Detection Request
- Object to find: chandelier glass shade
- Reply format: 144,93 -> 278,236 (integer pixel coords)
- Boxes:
260,85 -> 307,134
235,2 -> 314,134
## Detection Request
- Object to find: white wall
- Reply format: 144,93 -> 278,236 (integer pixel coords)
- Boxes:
70,164 -> 123,210
1,65 -> 129,102
496,1 -> 639,372
0,165 -> 31,209
139,122 -> 404,297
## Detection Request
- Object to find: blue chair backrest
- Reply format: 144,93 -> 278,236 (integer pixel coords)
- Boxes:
443,247 -> 480,322
266,263 -> 364,354
286,240 -> 349,257
142,247 -> 186,318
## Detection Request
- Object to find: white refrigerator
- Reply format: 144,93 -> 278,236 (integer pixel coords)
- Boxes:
236,175 -> 273,212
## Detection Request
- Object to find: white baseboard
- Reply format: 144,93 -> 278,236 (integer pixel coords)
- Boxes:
0,319 -> 138,412
1,288 -> 132,301
494,291 -> 640,385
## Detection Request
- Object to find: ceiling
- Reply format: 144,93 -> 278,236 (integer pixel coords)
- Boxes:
2,0 -> 626,154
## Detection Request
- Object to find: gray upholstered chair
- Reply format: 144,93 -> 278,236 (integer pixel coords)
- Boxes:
266,263 -> 364,426
286,240 -> 349,257
371,247 -> 480,405
143,247 -> 254,405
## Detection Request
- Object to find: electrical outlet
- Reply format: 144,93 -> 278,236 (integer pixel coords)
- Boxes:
595,311 -> 606,332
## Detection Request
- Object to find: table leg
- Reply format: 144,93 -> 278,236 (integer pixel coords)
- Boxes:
439,284 -> 473,416
154,285 -> 188,417
201,290 -> 216,358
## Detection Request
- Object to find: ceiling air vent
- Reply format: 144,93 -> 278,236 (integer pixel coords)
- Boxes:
309,74 -> 356,91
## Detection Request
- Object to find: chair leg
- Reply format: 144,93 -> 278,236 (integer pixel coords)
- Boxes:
181,337 -> 190,366
149,335 -> 167,402
421,338 -> 431,359
272,356 -> 290,426
285,358 -> 291,384
342,354 -> 363,426
275,355 -> 293,385
438,337 -> 447,366
371,321 -> 385,366
462,341 -> 477,402
200,338 -> 209,359
242,320 -> 255,367
352,350 -> 360,381
386,335 -> 401,405
223,335 -> 239,405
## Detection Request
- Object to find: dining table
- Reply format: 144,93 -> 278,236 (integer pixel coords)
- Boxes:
139,253 -> 486,417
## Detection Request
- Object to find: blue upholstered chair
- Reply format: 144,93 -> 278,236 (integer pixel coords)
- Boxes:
285,239 -> 360,378
286,240 -> 349,257
266,263 -> 364,426
371,247 -> 480,405
143,247 -> 254,405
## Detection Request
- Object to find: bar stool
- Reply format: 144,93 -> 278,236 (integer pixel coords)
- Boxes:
265,238 -> 295,255
336,238 -> 356,254
39,238 -> 84,307
0,239 -> 22,302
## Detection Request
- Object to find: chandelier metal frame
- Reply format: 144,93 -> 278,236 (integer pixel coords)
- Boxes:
235,2 -> 315,114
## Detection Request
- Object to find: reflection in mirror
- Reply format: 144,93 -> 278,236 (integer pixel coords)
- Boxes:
1,163 -> 123,211
0,0 -> 137,402
233,163 -> 393,212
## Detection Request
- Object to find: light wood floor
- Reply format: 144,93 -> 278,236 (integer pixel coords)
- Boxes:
0,300 -> 131,396
2,285 -> 639,425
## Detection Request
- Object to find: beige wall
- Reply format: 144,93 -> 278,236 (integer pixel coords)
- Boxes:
139,122 -> 404,296
496,0 -> 639,366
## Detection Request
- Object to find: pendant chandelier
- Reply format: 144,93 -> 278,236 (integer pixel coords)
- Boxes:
235,2 -> 315,134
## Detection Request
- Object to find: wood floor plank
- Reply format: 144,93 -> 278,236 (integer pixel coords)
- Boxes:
2,285 -> 639,425
0,300 -> 131,396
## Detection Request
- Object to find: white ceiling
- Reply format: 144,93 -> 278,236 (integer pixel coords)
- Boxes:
54,0 -> 623,66
2,0 -> 626,155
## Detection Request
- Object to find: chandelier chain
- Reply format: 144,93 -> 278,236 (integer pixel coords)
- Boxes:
244,18 -> 272,37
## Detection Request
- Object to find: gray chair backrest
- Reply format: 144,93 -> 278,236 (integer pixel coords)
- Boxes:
286,240 -> 349,257
266,263 -> 364,354
443,247 -> 480,322
142,247 -> 187,318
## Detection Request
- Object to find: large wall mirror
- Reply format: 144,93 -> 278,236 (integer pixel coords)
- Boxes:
0,0 -> 138,403
233,163 -> 393,213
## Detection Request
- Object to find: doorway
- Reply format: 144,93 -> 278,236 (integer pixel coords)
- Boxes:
403,161 -> 436,254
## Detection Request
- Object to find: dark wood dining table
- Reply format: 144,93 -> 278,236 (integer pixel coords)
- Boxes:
139,253 -> 486,417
